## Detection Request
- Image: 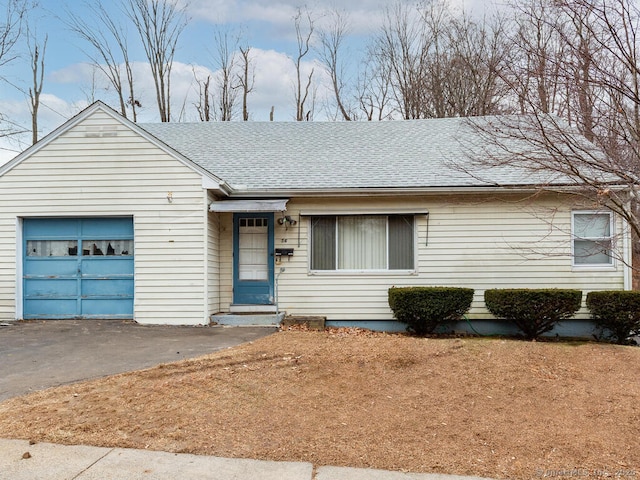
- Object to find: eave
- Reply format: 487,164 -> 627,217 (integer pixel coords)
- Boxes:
217,183 -> 614,199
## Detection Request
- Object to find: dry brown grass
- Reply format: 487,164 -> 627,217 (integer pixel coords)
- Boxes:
0,328 -> 638,479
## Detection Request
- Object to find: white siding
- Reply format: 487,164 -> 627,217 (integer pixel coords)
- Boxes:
207,191 -> 221,315
219,212 -> 233,309
0,110 -> 209,325
218,194 -> 626,321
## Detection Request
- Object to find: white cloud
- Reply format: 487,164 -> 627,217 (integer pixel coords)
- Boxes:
187,0 -> 394,39
189,0 -> 299,25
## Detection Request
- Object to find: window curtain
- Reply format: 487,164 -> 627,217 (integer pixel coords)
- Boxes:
338,216 -> 386,269
388,215 -> 414,269
311,216 -> 336,270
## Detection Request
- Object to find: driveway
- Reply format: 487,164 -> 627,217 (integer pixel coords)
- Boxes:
0,320 -> 276,402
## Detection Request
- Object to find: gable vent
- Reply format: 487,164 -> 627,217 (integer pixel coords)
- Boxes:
84,125 -> 119,138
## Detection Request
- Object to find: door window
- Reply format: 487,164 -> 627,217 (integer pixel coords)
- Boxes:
238,217 -> 268,280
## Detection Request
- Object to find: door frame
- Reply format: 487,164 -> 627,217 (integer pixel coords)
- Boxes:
232,212 -> 275,305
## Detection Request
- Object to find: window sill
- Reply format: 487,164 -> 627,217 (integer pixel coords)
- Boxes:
571,264 -> 616,271
308,269 -> 418,276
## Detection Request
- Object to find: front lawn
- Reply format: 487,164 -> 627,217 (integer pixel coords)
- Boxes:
0,329 -> 638,479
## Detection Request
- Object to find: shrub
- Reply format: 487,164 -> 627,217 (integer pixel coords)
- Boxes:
484,288 -> 582,340
388,286 -> 474,335
586,291 -> 640,344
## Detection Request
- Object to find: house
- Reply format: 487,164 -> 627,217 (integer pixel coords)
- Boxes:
0,102 -> 631,334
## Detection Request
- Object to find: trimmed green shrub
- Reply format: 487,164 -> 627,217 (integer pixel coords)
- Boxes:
586,291 -> 640,344
484,289 -> 582,340
388,286 -> 474,335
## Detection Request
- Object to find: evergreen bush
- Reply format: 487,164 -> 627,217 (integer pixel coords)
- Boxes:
484,288 -> 582,340
388,286 -> 474,335
586,291 -> 640,344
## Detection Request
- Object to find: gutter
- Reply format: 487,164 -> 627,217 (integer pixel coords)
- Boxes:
220,184 -> 625,199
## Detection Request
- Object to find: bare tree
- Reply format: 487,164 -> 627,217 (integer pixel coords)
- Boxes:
470,0 -> 640,247
65,1 -> 139,121
369,1 -> 511,119
123,0 -> 188,122
193,70 -> 212,122
293,7 -> 315,121
443,11 -> 511,116
27,28 -> 45,144
236,45 -> 254,121
317,8 -> 352,120
0,0 -> 25,70
0,0 -> 27,140
212,28 -> 239,121
356,47 -> 393,121
505,0 -> 568,115
373,2 -> 431,119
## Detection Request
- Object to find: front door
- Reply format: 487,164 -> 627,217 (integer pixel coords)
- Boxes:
233,213 -> 274,305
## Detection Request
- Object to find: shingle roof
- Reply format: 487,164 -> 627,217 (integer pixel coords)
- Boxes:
140,117 -> 563,192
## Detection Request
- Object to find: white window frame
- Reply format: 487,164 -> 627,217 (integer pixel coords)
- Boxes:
308,214 -> 417,274
571,210 -> 615,268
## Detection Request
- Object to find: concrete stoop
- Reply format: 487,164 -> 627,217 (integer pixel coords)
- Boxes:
212,312 -> 285,326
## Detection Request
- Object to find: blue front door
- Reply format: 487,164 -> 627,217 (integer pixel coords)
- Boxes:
233,213 -> 274,305
23,217 -> 134,319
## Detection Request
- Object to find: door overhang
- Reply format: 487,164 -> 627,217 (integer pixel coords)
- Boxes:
209,199 -> 288,213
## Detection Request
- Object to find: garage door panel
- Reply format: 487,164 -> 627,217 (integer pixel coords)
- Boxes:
82,299 -> 134,317
81,279 -> 133,297
23,218 -> 80,237
25,279 -> 78,297
24,299 -> 78,317
81,218 -> 134,237
81,258 -> 134,275
23,217 -> 134,320
24,259 -> 78,276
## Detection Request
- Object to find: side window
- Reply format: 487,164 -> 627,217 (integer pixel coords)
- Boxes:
572,211 -> 613,266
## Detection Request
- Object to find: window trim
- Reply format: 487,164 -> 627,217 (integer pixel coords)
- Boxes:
308,214 -> 418,274
571,210 -> 615,268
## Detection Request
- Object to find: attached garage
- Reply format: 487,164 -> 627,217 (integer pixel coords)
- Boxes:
23,217 -> 134,319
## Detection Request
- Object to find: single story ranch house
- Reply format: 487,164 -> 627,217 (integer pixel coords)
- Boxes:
0,102 -> 630,334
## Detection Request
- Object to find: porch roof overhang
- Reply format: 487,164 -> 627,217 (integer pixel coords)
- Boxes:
209,198 -> 289,213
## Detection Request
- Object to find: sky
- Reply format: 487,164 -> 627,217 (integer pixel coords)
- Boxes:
0,0 -> 484,163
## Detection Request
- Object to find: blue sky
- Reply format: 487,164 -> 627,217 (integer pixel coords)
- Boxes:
0,0 -> 482,163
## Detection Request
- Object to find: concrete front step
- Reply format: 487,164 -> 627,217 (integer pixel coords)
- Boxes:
211,312 -> 285,326
229,304 -> 277,313
281,316 -> 326,330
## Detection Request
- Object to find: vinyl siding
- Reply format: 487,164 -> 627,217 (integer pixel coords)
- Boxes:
218,194 -> 626,321
207,191 -> 221,314
0,110 -> 209,325
219,212 -> 233,309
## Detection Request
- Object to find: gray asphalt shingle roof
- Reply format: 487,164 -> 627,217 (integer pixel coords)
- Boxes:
140,117 -> 559,192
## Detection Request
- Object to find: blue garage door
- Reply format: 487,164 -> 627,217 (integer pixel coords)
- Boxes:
23,218 -> 134,319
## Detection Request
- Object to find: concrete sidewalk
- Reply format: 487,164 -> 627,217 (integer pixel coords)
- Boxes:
0,438 -> 493,480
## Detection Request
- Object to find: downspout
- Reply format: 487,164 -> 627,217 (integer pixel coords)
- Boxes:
623,210 -> 633,291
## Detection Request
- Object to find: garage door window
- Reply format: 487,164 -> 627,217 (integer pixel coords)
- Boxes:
27,240 -> 78,257
82,240 -> 133,256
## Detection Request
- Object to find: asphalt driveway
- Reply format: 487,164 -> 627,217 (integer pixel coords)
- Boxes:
0,320 -> 276,402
